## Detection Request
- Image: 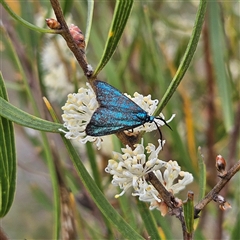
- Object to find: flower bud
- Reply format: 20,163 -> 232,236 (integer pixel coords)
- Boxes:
46,18 -> 61,29
215,155 -> 227,176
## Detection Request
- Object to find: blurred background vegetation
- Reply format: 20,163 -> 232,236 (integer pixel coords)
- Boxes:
0,0 -> 239,239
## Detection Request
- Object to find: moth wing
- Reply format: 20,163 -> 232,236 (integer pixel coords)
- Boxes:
94,80 -> 144,111
85,107 -> 147,136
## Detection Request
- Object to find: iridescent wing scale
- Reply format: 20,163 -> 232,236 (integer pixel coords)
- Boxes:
85,80 -> 153,136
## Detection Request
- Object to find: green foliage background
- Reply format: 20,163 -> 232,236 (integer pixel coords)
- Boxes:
0,0 -> 239,239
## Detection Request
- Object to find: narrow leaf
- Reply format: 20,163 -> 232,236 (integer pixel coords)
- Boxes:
0,73 -> 16,217
197,147 -> 206,202
137,200 -> 161,239
209,1 -> 234,131
0,0 -> 56,33
157,0 -> 207,113
85,0 -> 94,48
0,97 -> 62,133
183,191 -> 195,234
61,136 -> 144,239
62,0 -> 74,15
93,0 -> 134,76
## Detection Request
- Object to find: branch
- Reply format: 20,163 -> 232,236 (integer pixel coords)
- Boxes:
147,172 -> 177,209
49,0 -> 93,78
194,160 -> 240,217
147,172 -> 192,239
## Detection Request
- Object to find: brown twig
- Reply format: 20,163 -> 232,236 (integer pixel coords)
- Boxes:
194,160 -> 240,217
148,159 -> 240,238
147,172 -> 190,239
49,0 -> 93,78
147,172 -> 177,209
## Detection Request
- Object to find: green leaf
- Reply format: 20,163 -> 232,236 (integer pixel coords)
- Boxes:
137,200 -> 161,239
0,73 -> 16,217
93,0 -> 134,76
209,1 -> 234,132
85,0 -> 94,48
183,191 -> 195,234
197,148 -> 206,202
194,149 -> 206,229
61,136 -> 144,239
62,0 -> 74,15
118,195 -> 138,231
0,0 -> 56,34
156,0 -> 207,113
0,97 -> 63,133
86,142 -> 102,190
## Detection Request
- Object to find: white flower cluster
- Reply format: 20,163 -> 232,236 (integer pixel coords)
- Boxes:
61,83 -> 174,149
105,139 -> 193,215
61,83 -> 103,149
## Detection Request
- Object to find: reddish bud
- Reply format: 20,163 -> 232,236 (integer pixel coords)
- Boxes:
46,18 -> 61,29
216,155 -> 227,176
69,24 -> 85,50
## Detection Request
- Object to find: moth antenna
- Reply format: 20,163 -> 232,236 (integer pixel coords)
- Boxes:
153,121 -> 163,147
156,117 -> 172,130
154,117 -> 172,148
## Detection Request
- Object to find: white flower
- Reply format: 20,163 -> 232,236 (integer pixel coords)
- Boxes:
154,160 -> 194,194
106,139 -> 193,215
134,160 -> 193,214
60,83 -> 103,149
132,180 -> 160,203
105,139 -> 166,197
